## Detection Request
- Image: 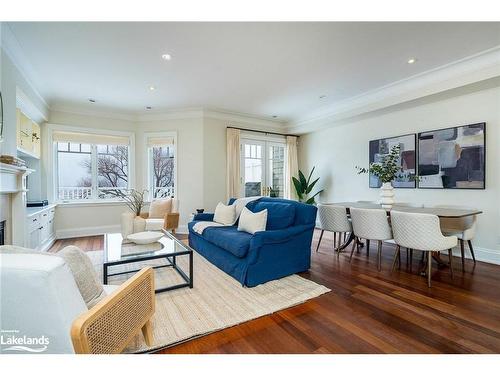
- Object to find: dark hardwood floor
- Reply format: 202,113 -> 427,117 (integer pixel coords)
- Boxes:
49,230 -> 500,353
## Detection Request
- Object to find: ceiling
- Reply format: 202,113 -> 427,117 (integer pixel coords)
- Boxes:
5,22 -> 500,122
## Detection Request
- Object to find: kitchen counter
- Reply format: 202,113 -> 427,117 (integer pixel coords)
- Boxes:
26,204 -> 57,217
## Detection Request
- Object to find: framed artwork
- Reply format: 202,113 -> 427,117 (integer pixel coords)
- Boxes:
417,122 -> 485,189
369,133 -> 416,188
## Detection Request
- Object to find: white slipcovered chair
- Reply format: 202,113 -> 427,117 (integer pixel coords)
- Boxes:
0,247 -> 155,354
433,204 -> 477,270
349,207 -> 393,271
390,211 -> 457,287
121,198 -> 180,239
316,204 -> 352,254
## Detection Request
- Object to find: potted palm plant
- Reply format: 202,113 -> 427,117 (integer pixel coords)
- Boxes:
356,144 -> 402,209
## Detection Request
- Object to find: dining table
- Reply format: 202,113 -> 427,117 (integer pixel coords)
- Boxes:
327,202 -> 483,255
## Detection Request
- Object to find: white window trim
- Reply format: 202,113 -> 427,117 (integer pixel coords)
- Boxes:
46,123 -> 135,204
239,133 -> 286,197
143,131 -> 178,202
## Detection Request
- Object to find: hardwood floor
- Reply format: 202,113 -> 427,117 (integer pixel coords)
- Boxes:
49,231 -> 500,353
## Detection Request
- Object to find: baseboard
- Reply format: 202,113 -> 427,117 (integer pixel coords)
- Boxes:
56,225 -> 121,239
451,245 -> 500,265
381,240 -> 500,265
57,224 -> 188,239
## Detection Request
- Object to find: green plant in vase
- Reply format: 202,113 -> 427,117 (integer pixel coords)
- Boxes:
292,167 -> 324,205
356,144 -> 402,209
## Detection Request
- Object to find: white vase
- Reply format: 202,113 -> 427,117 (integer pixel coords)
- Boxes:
133,215 -> 146,233
379,182 -> 395,209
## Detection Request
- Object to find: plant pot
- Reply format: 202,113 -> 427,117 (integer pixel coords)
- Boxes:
379,182 -> 395,209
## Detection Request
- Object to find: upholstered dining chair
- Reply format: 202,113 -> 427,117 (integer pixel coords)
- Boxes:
316,204 -> 352,254
390,211 -> 457,287
349,207 -> 393,271
433,204 -> 477,270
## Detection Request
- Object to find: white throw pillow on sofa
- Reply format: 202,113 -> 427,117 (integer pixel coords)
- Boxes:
238,207 -> 267,234
214,202 -> 236,225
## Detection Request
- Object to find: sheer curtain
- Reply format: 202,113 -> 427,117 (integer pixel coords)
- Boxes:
285,135 -> 299,200
226,128 -> 241,200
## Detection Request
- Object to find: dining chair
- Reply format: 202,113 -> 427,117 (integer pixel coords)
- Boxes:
316,204 -> 352,254
349,207 -> 393,270
390,210 -> 457,287
433,204 -> 477,270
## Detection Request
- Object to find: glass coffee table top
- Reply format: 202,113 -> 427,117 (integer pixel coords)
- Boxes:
104,230 -> 190,264
103,230 -> 193,293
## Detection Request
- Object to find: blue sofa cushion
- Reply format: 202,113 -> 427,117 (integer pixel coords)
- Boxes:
250,201 -> 296,230
202,226 -> 252,258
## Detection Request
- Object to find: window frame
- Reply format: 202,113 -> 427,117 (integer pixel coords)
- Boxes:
47,124 -> 135,204
143,131 -> 178,202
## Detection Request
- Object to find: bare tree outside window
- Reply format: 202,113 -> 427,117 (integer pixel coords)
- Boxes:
78,145 -> 129,198
151,146 -> 175,198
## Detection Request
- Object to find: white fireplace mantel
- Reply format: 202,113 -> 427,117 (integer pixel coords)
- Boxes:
0,162 -> 34,193
1,162 -> 34,246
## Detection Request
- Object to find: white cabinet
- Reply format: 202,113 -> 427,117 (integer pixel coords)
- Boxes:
26,205 -> 56,251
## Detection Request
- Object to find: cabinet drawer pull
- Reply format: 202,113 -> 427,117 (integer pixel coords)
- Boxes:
43,213 -> 47,217
39,226 -> 44,229
32,218 -> 37,222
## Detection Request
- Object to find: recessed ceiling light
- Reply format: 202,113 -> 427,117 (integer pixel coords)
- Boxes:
407,57 -> 418,64
161,54 -> 171,61
88,98 -> 96,103
319,95 -> 327,99
149,86 -> 156,91
146,106 -> 152,110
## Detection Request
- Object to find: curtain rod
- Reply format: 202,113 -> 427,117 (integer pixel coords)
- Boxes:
227,126 -> 300,138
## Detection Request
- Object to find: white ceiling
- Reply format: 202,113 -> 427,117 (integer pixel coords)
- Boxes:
5,22 -> 500,122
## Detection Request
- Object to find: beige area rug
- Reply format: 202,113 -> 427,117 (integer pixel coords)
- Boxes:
87,250 -> 330,353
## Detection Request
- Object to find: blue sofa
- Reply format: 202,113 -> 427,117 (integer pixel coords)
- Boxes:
188,197 -> 317,287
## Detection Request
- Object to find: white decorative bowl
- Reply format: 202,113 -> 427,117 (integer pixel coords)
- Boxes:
127,231 -> 163,245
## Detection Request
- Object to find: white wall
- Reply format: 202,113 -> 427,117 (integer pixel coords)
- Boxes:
298,85 -> 500,263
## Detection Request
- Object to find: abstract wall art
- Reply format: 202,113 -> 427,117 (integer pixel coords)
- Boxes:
417,123 -> 485,189
369,134 -> 416,188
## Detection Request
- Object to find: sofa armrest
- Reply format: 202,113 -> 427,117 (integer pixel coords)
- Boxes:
71,267 -> 155,354
193,213 -> 215,221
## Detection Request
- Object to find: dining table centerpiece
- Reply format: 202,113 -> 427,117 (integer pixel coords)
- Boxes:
356,144 -> 402,209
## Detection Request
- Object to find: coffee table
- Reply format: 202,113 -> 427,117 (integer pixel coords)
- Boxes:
103,229 -> 193,293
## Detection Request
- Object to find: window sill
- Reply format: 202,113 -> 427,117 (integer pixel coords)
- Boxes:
56,200 -> 128,208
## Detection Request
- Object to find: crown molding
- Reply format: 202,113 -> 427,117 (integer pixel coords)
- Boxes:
287,46 -> 500,134
48,103 -> 288,131
1,23 -> 50,113
203,107 -> 287,130
49,104 -> 138,122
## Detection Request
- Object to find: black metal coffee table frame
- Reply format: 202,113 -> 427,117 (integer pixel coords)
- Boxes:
103,230 -> 193,294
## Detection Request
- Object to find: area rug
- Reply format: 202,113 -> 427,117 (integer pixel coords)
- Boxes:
86,249 -> 330,353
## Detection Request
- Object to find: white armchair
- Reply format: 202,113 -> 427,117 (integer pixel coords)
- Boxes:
141,197 -> 180,233
0,248 -> 155,354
